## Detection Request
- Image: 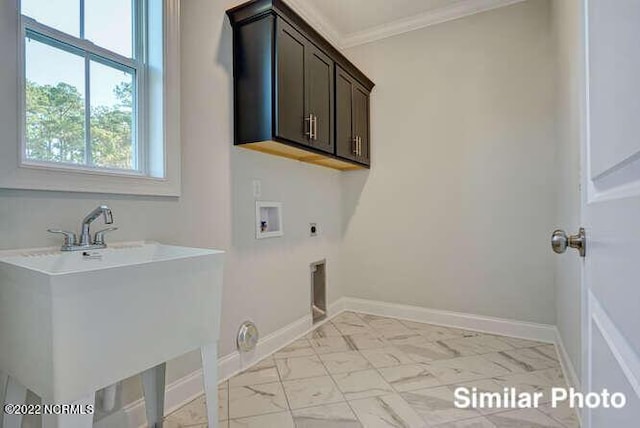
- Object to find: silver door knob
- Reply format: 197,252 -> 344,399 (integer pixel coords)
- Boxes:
551,228 -> 586,257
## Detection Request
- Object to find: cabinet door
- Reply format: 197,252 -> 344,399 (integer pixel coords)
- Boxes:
335,67 -> 356,160
276,19 -> 308,146
306,45 -> 334,153
353,82 -> 370,165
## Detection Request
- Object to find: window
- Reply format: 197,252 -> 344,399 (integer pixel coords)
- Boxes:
0,0 -> 179,196
21,0 -> 144,173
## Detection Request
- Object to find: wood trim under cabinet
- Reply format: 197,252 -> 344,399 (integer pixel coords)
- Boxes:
241,140 -> 365,171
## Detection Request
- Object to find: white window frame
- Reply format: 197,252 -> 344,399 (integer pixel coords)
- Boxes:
21,17 -> 146,175
0,0 -> 181,196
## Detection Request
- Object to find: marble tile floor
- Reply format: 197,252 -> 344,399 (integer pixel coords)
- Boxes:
164,312 -> 580,428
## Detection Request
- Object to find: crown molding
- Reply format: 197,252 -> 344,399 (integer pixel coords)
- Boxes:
341,0 -> 528,48
283,0 -> 343,47
285,0 -> 528,50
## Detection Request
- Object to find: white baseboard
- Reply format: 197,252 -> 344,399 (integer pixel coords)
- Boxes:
104,300 -> 345,427
328,296 -> 348,315
340,297 -> 557,343
554,328 -> 581,390
340,297 -> 582,390
217,313 -> 313,382
110,296 -> 570,427
96,368 -> 206,428
217,299 -> 350,382
554,327 -> 582,427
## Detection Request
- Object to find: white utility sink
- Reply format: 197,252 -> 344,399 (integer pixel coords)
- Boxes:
0,242 -> 224,428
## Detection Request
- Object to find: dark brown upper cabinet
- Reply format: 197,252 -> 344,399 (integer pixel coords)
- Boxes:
305,43 -> 334,153
227,0 -> 374,171
275,19 -> 307,147
275,19 -> 334,153
336,66 -> 371,166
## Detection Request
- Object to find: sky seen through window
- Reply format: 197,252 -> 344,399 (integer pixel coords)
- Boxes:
22,0 -> 133,107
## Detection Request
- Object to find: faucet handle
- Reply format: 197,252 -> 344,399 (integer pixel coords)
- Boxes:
48,229 -> 77,246
94,227 -> 118,246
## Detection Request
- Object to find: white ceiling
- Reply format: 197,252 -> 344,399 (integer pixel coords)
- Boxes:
301,0 -> 459,35
286,0 -> 527,48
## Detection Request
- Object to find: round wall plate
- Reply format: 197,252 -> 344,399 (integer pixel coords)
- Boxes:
237,321 -> 259,352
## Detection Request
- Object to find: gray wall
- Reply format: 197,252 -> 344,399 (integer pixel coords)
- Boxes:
340,0 -> 559,325
551,0 -> 583,383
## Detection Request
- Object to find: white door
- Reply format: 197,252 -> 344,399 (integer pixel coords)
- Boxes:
582,0 -> 640,426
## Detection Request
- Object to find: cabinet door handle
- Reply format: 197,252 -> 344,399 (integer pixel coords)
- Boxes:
357,136 -> 361,156
305,114 -> 313,139
352,137 -> 358,155
313,115 -> 318,141
306,114 -> 317,140
311,115 -> 315,140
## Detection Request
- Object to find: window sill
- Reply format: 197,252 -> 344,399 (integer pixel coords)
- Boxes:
21,160 -> 149,179
0,161 -> 180,197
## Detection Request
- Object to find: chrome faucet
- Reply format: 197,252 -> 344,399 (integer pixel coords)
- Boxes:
48,205 -> 118,251
80,205 -> 113,246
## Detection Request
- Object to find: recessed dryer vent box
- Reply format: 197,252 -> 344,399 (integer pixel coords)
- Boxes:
256,201 -> 283,239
